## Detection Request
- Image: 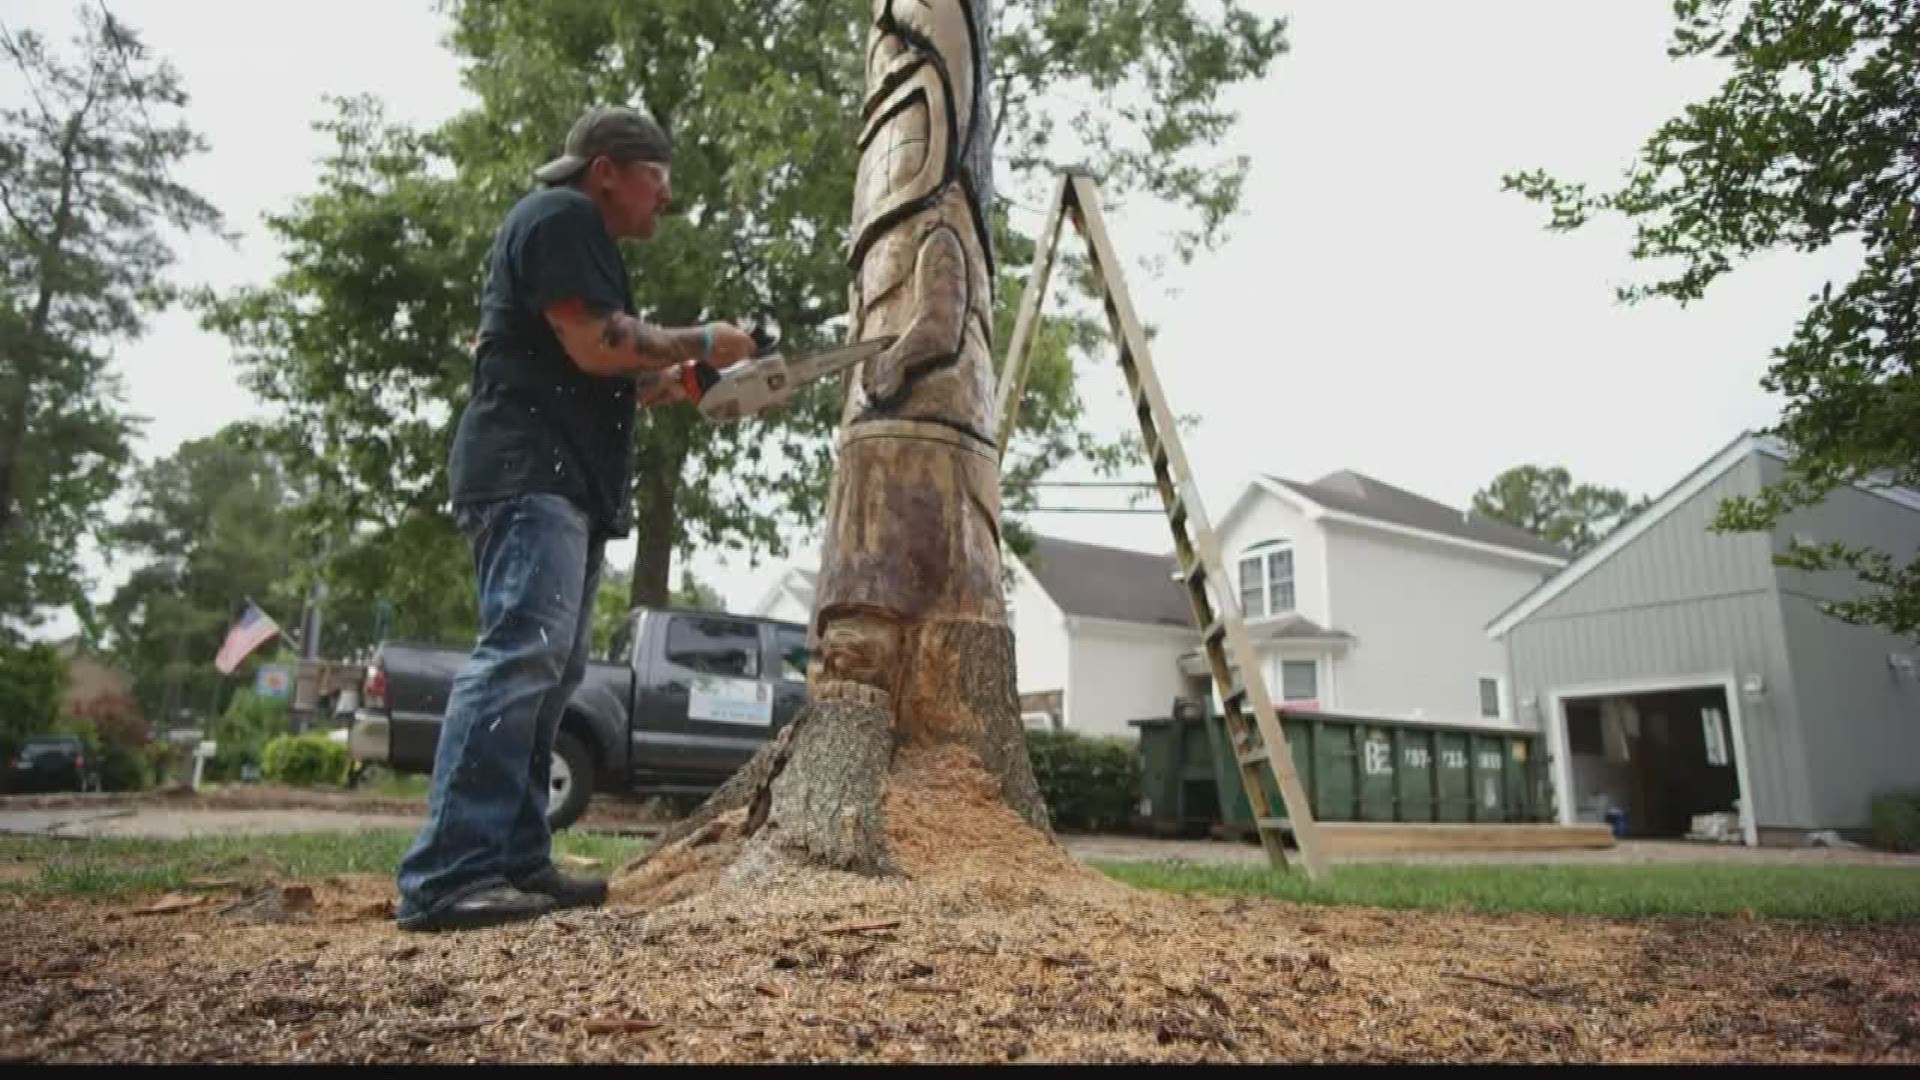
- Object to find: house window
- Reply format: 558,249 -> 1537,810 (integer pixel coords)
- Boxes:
1479,677 -> 1502,720
1281,660 -> 1317,705
1237,542 -> 1295,618
1267,548 -> 1295,614
1238,556 -> 1263,616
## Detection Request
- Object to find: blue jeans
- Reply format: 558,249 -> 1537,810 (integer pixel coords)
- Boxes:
396,493 -> 604,925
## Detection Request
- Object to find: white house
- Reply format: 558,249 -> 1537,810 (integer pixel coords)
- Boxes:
746,537 -> 1204,740
748,467 -> 1563,740
1208,470 -> 1569,729
1006,535 -> 1207,738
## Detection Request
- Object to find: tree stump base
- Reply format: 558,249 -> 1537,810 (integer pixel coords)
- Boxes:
614,621 -> 1057,912
611,746 -> 1086,916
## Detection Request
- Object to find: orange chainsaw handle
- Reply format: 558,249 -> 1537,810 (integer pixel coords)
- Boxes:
680,358 -> 723,401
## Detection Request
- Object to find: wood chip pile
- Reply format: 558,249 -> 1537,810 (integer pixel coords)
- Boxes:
2,748 -> 1915,1063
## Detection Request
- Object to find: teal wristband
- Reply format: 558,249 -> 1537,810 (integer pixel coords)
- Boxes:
700,324 -> 713,364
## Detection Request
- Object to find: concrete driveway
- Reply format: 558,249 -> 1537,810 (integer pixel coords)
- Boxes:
0,807 -> 424,840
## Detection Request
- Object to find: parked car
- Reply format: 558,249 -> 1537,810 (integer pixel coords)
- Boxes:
349,606 -> 809,828
6,735 -> 99,795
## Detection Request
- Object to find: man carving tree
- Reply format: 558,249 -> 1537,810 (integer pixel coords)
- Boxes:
396,107 -> 757,932
620,0 -> 1051,899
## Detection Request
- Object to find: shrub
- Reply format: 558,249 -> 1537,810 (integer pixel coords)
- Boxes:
262,733 -> 352,787
1025,728 -> 1140,833
1871,791 -> 1920,853
0,641 -> 66,762
144,742 -> 184,789
209,690 -> 290,781
98,740 -> 152,792
57,692 -> 152,792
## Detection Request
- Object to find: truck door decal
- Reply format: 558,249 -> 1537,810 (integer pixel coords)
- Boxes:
689,676 -> 774,726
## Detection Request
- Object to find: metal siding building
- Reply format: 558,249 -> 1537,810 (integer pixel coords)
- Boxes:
1489,434 -> 1920,843
1764,454 -> 1920,831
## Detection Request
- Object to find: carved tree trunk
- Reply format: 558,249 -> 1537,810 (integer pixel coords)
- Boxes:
621,0 -> 1052,898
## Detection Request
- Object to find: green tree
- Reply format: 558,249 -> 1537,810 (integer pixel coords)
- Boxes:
589,565 -> 728,658
57,688 -> 149,791
0,640 -> 65,760
670,569 -> 725,612
0,9 -> 222,631
208,688 -> 290,780
1473,465 -> 1650,555
203,0 -> 1286,633
103,427 -> 302,726
1504,0 -> 1920,635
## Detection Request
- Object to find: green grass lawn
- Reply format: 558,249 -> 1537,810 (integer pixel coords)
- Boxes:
1095,860 -> 1920,925
7,831 -> 1917,925
0,830 -> 650,898
356,771 -> 433,801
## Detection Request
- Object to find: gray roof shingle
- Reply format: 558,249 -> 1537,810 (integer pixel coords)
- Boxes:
1269,470 -> 1568,559
1021,535 -> 1196,628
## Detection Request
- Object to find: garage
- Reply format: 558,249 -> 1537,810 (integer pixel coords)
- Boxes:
1488,433 -> 1920,846
1554,681 -> 1750,843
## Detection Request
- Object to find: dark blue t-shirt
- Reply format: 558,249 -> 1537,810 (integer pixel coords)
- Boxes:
449,186 -> 637,538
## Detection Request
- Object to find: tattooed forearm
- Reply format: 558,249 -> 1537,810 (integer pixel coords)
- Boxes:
595,311 -> 700,373
545,296 -> 708,381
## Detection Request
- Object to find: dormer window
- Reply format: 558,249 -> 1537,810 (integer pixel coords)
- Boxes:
1237,540 -> 1295,618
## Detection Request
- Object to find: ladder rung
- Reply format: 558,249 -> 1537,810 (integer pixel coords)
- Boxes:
1050,172 -> 1323,881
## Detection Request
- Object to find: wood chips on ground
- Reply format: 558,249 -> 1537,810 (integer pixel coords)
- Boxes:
1,746 -> 1916,1063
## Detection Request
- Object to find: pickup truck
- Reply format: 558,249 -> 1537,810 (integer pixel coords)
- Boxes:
348,606 -> 809,828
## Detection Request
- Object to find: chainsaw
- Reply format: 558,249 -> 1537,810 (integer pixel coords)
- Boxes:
691,321 -> 897,423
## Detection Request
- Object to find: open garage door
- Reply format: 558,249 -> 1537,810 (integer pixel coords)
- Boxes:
1556,683 -> 1753,844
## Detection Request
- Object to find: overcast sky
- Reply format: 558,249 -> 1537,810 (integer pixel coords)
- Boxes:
6,0 -> 1852,634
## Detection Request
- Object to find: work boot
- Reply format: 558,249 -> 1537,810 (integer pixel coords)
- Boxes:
399,884 -> 555,933
511,865 -> 609,911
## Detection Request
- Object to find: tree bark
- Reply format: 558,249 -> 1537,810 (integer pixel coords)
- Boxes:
626,433 -> 687,611
622,0 -> 1051,896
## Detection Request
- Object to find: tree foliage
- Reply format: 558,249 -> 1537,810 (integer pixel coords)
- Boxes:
1504,0 -> 1920,635
103,427 -> 301,725
209,688 -> 289,780
0,639 -> 65,760
203,0 -> 1285,640
0,8 -> 221,631
589,565 -> 728,658
57,687 -> 150,790
1473,465 -> 1649,555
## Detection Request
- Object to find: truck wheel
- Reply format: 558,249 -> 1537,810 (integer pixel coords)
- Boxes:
547,731 -> 595,831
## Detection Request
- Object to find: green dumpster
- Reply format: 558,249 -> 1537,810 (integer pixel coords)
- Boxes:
1129,707 -> 1219,837
1195,700 -> 1553,831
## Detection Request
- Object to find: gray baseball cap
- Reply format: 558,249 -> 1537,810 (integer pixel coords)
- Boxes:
533,106 -> 673,184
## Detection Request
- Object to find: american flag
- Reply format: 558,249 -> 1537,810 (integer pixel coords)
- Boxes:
215,599 -> 283,674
